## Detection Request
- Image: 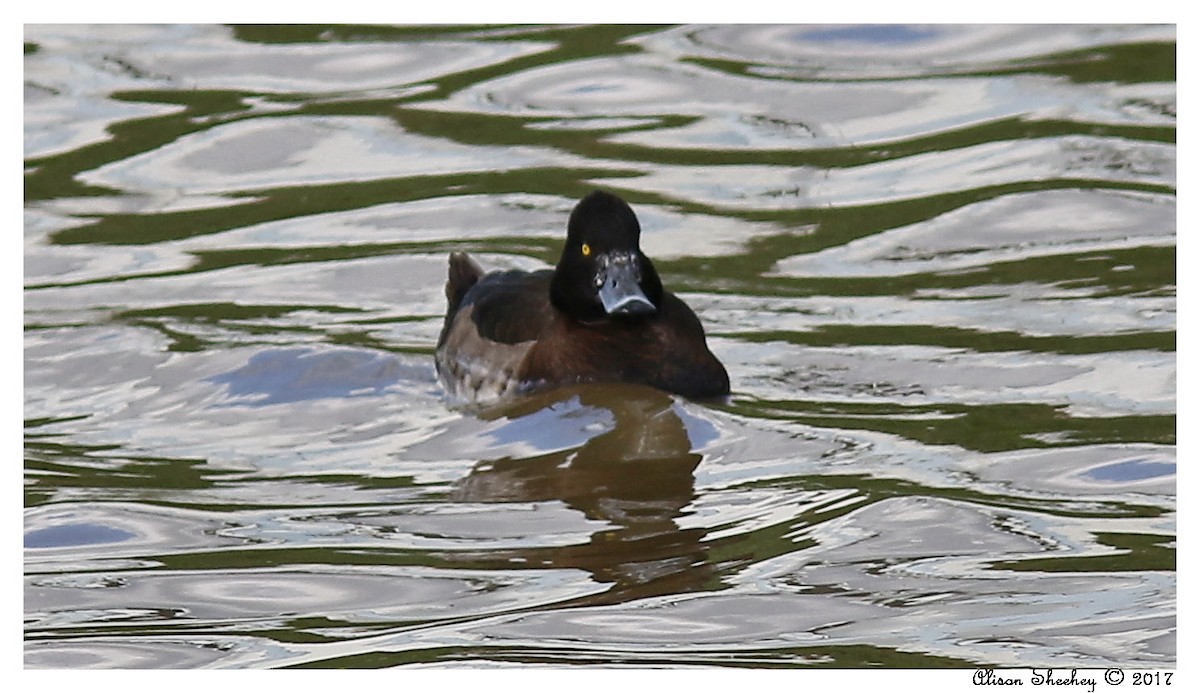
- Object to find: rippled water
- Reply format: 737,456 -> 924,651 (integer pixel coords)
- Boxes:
24,24 -> 1175,669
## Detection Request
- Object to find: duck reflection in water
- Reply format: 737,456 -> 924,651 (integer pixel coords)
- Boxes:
450,383 -> 715,604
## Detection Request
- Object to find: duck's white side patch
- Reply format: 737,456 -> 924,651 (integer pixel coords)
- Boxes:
436,304 -> 535,403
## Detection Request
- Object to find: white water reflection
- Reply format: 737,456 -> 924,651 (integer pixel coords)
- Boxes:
417,27 -> 1174,151
24,503 -> 248,571
419,53 -> 1005,149
78,115 -> 608,196
24,24 -> 552,94
774,189 -> 1174,278
28,565 -> 602,627
600,136 -> 1173,210
635,24 -> 1175,79
705,290 -> 1174,340
735,342 -> 1173,418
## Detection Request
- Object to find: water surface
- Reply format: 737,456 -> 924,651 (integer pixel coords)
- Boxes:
24,24 -> 1175,669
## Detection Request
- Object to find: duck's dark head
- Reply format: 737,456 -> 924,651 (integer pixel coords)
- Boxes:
550,190 -> 664,322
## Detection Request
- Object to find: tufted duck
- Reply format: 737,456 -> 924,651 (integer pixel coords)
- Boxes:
435,190 -> 730,401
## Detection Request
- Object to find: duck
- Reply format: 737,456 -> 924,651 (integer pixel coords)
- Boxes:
435,190 -> 730,402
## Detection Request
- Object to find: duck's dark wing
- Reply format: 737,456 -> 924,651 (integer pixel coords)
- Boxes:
443,252 -> 552,344
464,268 -> 555,344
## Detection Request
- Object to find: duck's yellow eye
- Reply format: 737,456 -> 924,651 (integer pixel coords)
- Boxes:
581,243 -> 591,257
